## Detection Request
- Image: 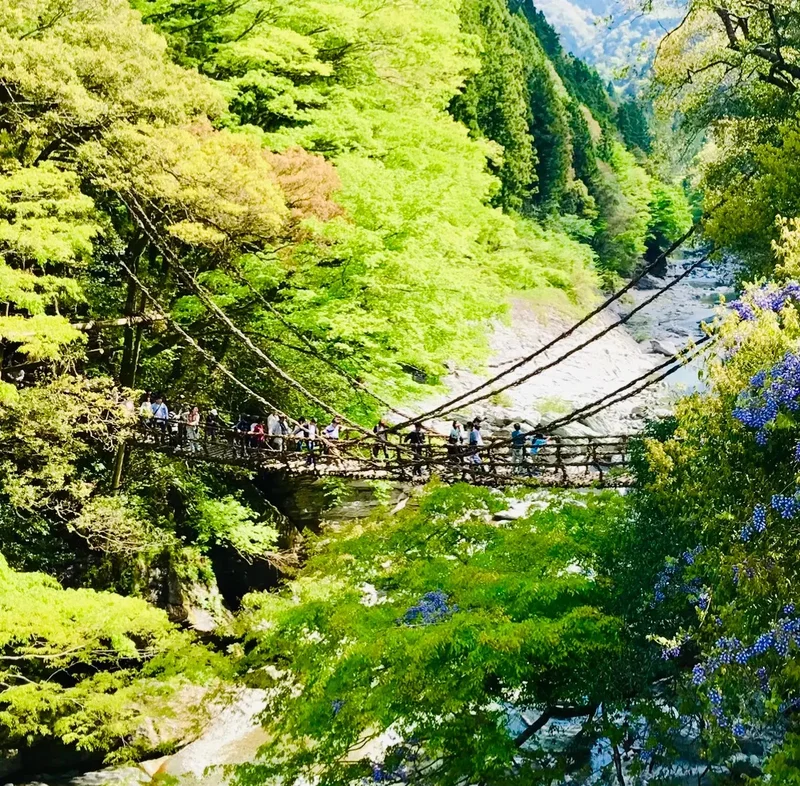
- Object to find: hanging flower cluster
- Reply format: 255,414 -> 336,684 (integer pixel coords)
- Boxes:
733,352 -> 800,444
401,590 -> 458,626
692,605 -> 800,736
652,546 -> 704,604
729,281 -> 800,322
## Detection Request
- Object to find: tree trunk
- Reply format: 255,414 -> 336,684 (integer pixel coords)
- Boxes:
114,239 -> 147,491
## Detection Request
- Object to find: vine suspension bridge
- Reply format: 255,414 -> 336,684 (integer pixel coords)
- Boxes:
132,424 -> 638,488
114,190 -> 722,490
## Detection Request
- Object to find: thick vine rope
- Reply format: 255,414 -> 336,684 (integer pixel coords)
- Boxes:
117,189 -> 373,437
391,252 -> 713,429
387,227 -> 701,431
223,260 -> 415,422
544,334 -> 715,430
117,257 -> 296,423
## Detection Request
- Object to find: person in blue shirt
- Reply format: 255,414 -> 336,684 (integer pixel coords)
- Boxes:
468,422 -> 484,470
529,432 -> 550,476
151,396 -> 169,436
447,420 -> 463,463
510,423 -> 526,475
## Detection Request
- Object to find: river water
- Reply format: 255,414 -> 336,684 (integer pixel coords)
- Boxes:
625,251 -> 736,394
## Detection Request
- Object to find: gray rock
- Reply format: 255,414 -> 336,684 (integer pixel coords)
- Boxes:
498,411 -> 541,429
650,339 -> 678,357
551,422 -> 600,438
166,564 -> 232,634
163,689 -> 269,779
638,274 -> 668,290
67,769 -> 149,786
579,413 -> 616,434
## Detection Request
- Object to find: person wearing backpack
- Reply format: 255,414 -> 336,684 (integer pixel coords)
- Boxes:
510,423 -> 527,475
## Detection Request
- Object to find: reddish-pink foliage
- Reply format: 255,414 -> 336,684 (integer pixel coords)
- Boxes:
267,148 -> 344,224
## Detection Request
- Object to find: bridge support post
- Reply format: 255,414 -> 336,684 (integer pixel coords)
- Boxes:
556,442 -> 567,483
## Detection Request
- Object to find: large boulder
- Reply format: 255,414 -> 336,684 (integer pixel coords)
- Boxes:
161,689 -> 269,779
638,274 -> 668,290
650,338 -> 678,357
549,421 -> 600,438
165,554 -> 233,634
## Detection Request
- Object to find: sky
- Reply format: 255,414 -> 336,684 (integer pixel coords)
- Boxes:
531,0 -> 684,83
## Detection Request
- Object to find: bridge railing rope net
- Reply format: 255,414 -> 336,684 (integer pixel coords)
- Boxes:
132,421 -> 636,487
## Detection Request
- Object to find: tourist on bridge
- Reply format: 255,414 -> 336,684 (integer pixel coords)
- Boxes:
510,423 -> 527,474
324,416 -> 341,456
404,422 -> 426,476
372,420 -> 389,459
266,411 -> 279,439
530,432 -> 550,455
305,417 -> 318,465
233,414 -> 250,456
206,408 -> 223,438
250,417 -> 266,449
529,432 -> 550,476
151,395 -> 169,435
468,421 -> 484,471
447,421 -> 463,463
269,413 -> 286,451
138,394 -> 153,428
186,406 -> 201,454
292,419 -> 308,451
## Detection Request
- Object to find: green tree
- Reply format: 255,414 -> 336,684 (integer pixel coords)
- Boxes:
450,0 -> 538,210
0,553 -> 225,762
653,0 -> 800,277
616,99 -> 653,154
232,485 -> 671,786
509,10 -> 572,208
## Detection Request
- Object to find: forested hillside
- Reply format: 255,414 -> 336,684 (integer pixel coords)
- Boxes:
15,0 -> 800,782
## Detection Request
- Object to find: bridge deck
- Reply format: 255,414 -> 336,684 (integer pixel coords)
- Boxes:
131,426 -> 636,488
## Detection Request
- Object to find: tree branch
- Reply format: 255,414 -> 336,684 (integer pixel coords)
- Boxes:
514,704 -> 597,748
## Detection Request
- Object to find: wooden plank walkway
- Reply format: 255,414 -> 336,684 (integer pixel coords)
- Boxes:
131,426 -> 636,488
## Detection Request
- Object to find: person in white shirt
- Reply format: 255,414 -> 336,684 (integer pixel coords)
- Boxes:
324,417 -> 341,457
266,411 -> 279,440
151,396 -> 169,436
269,413 -> 284,451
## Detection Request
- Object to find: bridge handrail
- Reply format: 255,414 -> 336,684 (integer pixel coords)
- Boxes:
131,420 -> 636,488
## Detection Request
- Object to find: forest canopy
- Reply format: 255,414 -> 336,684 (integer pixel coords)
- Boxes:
0,0 -> 720,779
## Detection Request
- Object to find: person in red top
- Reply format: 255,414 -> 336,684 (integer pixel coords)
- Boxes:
250,418 -> 266,450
